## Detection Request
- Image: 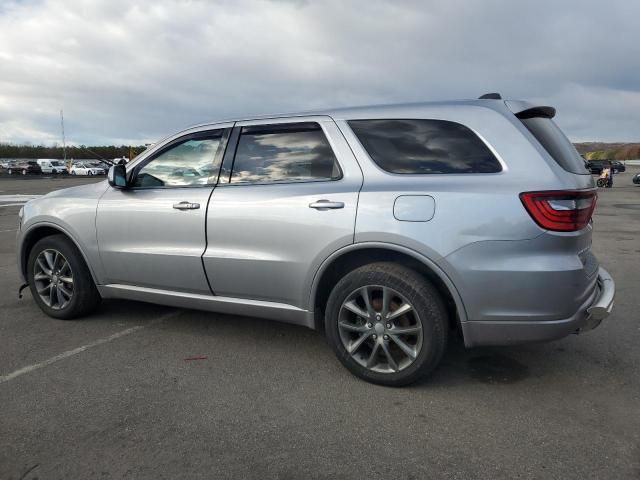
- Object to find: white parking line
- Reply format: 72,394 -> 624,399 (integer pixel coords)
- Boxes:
0,309 -> 181,384
0,194 -> 41,201
0,194 -> 42,207
0,229 -> 17,232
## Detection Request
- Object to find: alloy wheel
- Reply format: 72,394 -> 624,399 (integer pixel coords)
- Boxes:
338,285 -> 423,374
33,249 -> 74,310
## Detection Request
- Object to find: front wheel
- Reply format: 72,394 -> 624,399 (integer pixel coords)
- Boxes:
597,178 -> 607,188
325,263 -> 448,386
27,234 -> 101,319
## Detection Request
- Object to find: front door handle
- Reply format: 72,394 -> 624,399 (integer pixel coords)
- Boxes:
309,199 -> 345,210
173,201 -> 200,210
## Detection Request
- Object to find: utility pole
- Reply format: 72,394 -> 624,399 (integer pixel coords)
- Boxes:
60,109 -> 67,163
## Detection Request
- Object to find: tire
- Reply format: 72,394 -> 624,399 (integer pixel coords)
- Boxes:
88,171 -> 93,176
71,171 -> 76,175
325,262 -> 448,386
597,178 -> 606,188
8,169 -> 12,175
27,234 -> 101,319
22,169 -> 27,175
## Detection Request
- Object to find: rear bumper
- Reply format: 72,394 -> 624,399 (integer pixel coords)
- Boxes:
584,267 -> 615,325
461,267 -> 615,347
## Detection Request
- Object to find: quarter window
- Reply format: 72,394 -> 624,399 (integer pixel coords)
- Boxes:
348,119 -> 502,174
230,122 -> 341,184
134,134 -> 224,188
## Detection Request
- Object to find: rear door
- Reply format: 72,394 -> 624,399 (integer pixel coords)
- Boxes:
96,125 -> 232,294
203,116 -> 363,308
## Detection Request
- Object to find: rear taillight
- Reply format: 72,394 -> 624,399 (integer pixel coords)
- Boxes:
520,190 -> 597,232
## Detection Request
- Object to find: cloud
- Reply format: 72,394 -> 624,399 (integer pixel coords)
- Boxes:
0,0 -> 638,145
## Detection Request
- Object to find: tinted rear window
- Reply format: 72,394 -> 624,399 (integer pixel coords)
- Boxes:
348,119 -> 501,174
519,117 -> 588,174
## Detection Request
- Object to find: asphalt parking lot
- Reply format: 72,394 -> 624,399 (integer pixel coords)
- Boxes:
1,171 -> 639,479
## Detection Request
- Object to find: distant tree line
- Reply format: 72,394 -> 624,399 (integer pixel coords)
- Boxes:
0,144 -> 147,160
581,146 -> 640,161
574,142 -> 640,161
2,141 -> 639,161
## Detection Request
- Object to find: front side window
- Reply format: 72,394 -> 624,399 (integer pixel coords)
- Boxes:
134,134 -> 224,188
230,122 -> 341,184
348,119 -> 502,174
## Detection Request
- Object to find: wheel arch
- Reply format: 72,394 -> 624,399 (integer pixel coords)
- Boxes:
310,242 -> 468,334
20,223 -> 98,285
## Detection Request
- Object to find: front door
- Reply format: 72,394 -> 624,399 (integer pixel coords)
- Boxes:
96,126 -> 232,294
204,117 -> 363,308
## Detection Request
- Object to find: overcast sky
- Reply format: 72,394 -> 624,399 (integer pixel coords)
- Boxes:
0,0 -> 637,145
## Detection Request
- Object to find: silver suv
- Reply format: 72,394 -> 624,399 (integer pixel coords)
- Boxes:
16,95 -> 615,386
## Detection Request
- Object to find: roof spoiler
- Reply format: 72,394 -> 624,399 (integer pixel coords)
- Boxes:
514,106 -> 556,119
504,100 -> 556,119
478,92 -> 502,100
477,94 -> 556,119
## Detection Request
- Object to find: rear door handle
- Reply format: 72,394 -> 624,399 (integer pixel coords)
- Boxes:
309,199 -> 345,210
173,201 -> 200,210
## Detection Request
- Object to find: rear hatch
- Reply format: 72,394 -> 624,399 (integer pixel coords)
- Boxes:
507,101 -> 599,301
506,101 -> 590,175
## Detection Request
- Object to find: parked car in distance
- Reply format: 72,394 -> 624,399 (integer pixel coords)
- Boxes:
8,160 -> 42,175
586,159 -> 626,174
37,159 -> 68,174
633,172 -> 640,185
16,94 -> 615,386
87,160 -> 112,171
70,162 -> 106,176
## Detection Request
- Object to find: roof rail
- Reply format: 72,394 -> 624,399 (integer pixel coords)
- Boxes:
478,92 -> 502,100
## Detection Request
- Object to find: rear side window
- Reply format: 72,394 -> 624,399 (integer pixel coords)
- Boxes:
348,119 -> 501,174
519,117 -> 588,174
230,122 -> 341,184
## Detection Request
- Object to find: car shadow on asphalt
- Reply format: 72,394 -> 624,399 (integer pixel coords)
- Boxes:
90,299 -> 546,390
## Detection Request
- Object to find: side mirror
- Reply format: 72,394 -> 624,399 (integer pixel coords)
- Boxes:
108,164 -> 128,188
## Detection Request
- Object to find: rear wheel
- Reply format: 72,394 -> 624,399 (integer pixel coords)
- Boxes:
27,235 -> 101,319
325,263 -> 448,386
8,168 -> 12,175
22,169 -> 27,175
